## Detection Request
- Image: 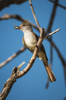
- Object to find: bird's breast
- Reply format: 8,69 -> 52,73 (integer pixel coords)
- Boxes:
24,32 -> 37,50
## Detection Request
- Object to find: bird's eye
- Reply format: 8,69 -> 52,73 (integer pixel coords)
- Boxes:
23,24 -> 25,26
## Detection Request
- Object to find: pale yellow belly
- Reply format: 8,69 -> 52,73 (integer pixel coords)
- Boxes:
24,34 -> 37,50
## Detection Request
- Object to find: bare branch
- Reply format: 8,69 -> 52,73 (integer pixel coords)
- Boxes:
50,37 -> 53,66
18,61 -> 25,70
0,14 -> 25,22
0,61 -> 25,100
0,28 -> 44,100
0,14 -> 40,32
43,28 -> 60,40
16,28 -> 44,78
64,97 -> 66,100
48,38 -> 66,67
47,0 -> 58,34
63,66 -> 66,87
45,78 -> 50,89
45,0 -> 60,88
28,0 -> 65,71
0,0 -> 28,11
49,0 -> 66,10
0,47 -> 26,68
0,14 -> 65,70
45,37 -> 53,89
29,0 -> 41,31
0,28 -> 59,99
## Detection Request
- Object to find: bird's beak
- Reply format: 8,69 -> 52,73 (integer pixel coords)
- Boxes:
14,26 -> 20,29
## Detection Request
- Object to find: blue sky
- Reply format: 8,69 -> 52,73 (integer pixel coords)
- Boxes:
0,0 -> 66,100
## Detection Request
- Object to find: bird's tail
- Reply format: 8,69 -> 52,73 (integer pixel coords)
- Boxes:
45,64 -> 56,82
42,58 -> 56,82
38,51 -> 56,82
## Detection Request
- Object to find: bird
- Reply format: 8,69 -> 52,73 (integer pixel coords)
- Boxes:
15,20 -> 56,82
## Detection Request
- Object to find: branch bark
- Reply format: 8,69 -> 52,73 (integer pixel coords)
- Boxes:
29,0 -> 41,31
0,47 -> 26,68
49,0 -> 66,10
0,0 -> 28,11
0,14 -> 39,32
0,62 -> 25,100
0,14 -> 25,22
47,0 -> 58,34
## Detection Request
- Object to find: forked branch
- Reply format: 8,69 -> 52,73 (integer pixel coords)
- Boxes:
0,28 -> 44,100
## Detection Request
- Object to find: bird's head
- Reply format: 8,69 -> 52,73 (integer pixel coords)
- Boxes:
14,20 -> 32,33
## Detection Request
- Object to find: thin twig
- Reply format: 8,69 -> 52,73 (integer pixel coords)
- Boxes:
50,37 -> 53,66
43,28 -> 60,40
29,0 -> 41,31
0,47 -> 26,68
45,78 -> 50,89
46,0 -> 58,34
18,61 -> 25,70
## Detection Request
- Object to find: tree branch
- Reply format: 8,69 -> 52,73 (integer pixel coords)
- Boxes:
47,0 -> 58,34
0,14 -> 39,32
0,14 -> 65,70
0,14 -> 25,22
45,37 -> 53,89
29,0 -> 41,31
0,25 -> 58,99
43,28 -> 60,40
0,28 -> 44,100
49,0 -> 66,10
45,0 -> 59,88
0,62 -> 25,100
0,0 -> 28,11
0,46 -> 26,68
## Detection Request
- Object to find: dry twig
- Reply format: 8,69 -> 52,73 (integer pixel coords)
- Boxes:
29,0 -> 41,31
43,28 -> 60,40
0,47 -> 26,68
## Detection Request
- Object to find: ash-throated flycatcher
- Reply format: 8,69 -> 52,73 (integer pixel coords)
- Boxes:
15,21 -> 56,82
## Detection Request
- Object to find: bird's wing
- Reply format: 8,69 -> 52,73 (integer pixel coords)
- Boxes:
34,33 -> 48,61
